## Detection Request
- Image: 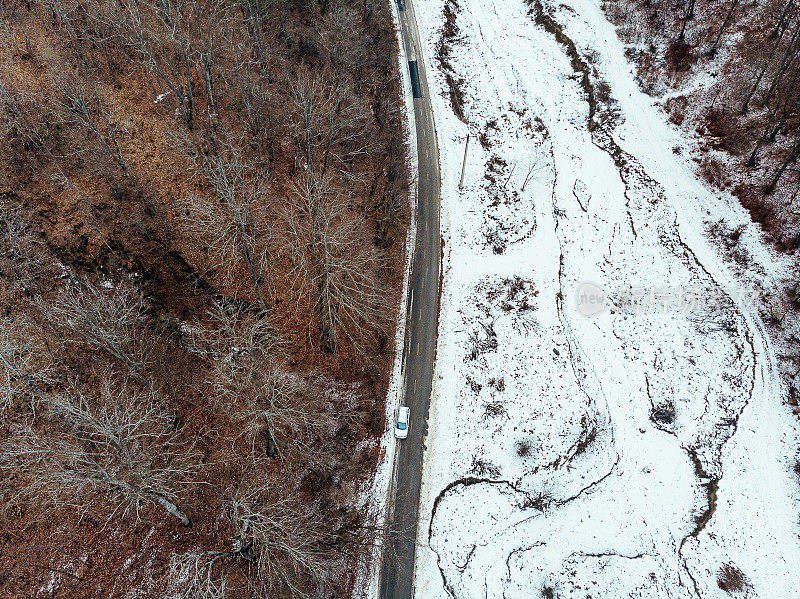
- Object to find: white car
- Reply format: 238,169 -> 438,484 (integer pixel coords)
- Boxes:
395,406 -> 410,439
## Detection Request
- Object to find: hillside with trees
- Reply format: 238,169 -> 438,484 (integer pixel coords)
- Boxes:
603,0 -> 800,249
0,0 -> 409,597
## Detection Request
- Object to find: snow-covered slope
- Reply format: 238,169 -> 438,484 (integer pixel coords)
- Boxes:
413,0 -> 800,597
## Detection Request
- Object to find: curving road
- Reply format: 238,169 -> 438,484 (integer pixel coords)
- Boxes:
379,0 -> 441,597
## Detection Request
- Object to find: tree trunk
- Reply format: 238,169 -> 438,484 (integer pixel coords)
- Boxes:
709,0 -> 740,55
203,53 -> 216,118
310,190 -> 336,353
766,136 -> 800,193
112,478 -> 190,525
679,0 -> 697,41
235,223 -> 267,311
762,28 -> 800,106
149,490 -> 191,525
771,0 -> 796,39
184,52 -> 195,128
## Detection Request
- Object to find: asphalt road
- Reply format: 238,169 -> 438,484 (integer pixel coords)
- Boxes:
378,0 -> 441,598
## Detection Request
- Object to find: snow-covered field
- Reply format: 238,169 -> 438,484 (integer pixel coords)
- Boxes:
412,0 -> 800,597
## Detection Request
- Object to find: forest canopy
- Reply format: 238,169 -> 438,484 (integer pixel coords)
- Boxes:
0,0 -> 409,596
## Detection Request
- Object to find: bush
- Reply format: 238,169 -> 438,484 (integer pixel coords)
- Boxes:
515,439 -> 532,457
483,400 -> 507,419
471,456 -> 500,477
651,401 -> 676,425
436,0 -> 467,122
665,95 -> 688,125
573,417 -> 600,458
699,155 -> 727,188
488,376 -> 505,391
717,563 -> 749,593
703,108 -> 749,156
665,38 -> 695,72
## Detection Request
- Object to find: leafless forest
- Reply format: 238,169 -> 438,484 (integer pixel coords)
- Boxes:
603,0 -> 800,249
0,0 -> 409,596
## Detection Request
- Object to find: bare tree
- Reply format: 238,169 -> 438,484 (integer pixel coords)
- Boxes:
282,72 -> 385,353
520,142 -> 548,192
319,4 -> 369,87
0,76 -> 83,190
0,76 -> 36,148
288,72 -> 376,183
224,483 -> 340,598
227,363 -> 340,461
50,68 -> 130,180
772,0 -> 798,40
45,280 -> 155,392
0,197 -> 48,295
43,0 -> 87,64
181,138 -> 272,309
168,551 -> 229,599
168,473 -> 366,597
0,377 -> 197,524
114,0 -> 195,127
709,0 -> 741,55
0,0 -> 27,56
766,133 -> 800,192
679,0 -> 697,41
739,14 -> 800,115
187,0 -> 230,123
0,316 -> 53,417
370,156 -> 410,250
228,49 -> 281,168
189,300 -> 332,458
283,172 -> 383,354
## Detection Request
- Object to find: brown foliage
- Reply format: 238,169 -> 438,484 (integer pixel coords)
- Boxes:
665,37 -> 695,71
605,0 -> 800,250
0,0 -> 409,596
436,0 -> 467,122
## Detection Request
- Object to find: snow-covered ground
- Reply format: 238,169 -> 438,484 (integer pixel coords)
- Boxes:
412,0 -> 800,597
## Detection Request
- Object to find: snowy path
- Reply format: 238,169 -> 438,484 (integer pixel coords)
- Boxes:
412,0 -> 800,597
